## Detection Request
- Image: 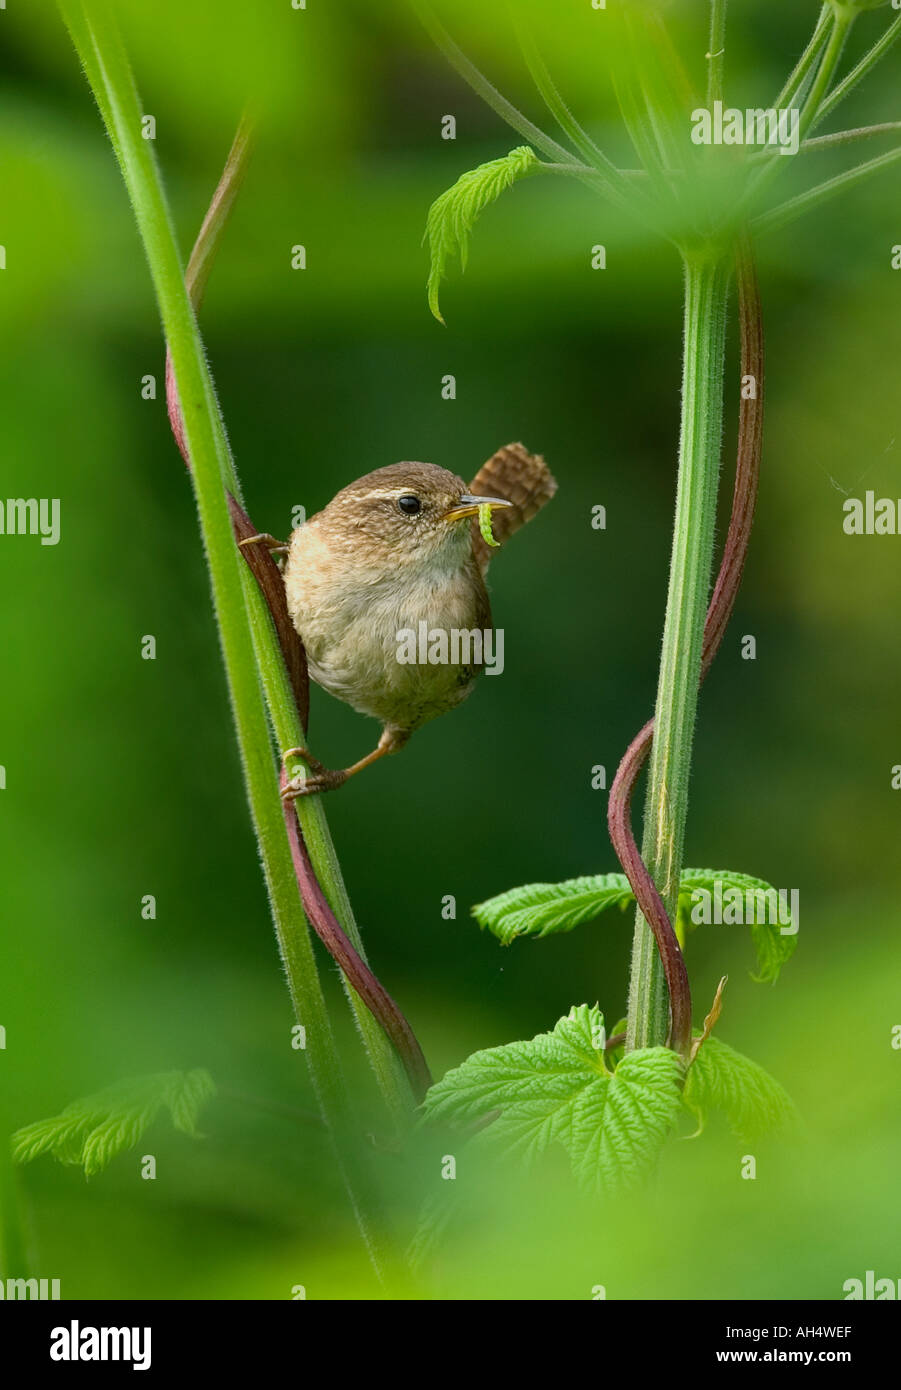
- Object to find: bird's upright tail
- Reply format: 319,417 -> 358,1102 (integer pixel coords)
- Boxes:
468,441 -> 558,572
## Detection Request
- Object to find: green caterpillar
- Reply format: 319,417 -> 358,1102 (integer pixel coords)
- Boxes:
478,502 -> 500,548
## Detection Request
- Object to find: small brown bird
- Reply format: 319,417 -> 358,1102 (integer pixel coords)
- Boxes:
280,441 -> 557,795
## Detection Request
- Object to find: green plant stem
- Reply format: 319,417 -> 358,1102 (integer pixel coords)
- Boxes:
740,6 -> 850,217
411,0 -> 638,211
612,58 -> 671,206
275,696 -> 417,1120
814,11 -> 901,132
799,122 -> 901,150
707,0 -> 727,109
164,113 -> 419,1123
772,4 -> 832,111
799,7 -> 854,140
168,118 -> 417,1126
509,9 -> 637,211
58,0 -> 396,1281
411,0 -> 575,167
626,251 -> 729,1052
612,10 -> 699,219
211,443 -> 420,1109
752,140 -> 901,236
183,111 -> 256,316
281,785 -> 431,1099
744,8 -> 901,230
619,16 -> 674,180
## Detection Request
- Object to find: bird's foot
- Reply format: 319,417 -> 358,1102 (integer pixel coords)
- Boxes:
239,532 -> 289,557
281,728 -> 410,798
280,747 -> 349,799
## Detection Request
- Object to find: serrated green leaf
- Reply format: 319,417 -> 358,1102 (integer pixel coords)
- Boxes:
423,1004 -> 683,1193
425,145 -> 541,322
165,1068 -> 217,1135
472,867 -> 796,984
683,1036 -> 795,1141
679,869 -> 798,983
748,916 -> 798,985
472,873 -> 634,945
12,1070 -> 216,1177
570,1048 -> 684,1194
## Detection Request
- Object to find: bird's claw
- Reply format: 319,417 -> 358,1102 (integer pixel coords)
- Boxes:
281,748 -> 348,799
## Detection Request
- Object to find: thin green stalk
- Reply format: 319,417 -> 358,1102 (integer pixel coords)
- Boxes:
172,117 -> 416,1126
58,0 -> 395,1280
626,251 -> 729,1052
752,141 -> 901,237
742,6 -> 901,235
815,11 -> 901,132
411,0 -> 645,212
184,111 -> 256,332
413,0 -> 669,239
707,0 -> 727,109
799,7 -> 854,140
509,8 -> 637,211
799,122 -> 901,150
615,10 -> 700,218
650,10 -> 703,114
772,4 -> 832,111
622,15 -> 681,181
257,610 -> 413,1121
411,0 -> 577,168
740,6 -> 852,216
612,58 -> 671,206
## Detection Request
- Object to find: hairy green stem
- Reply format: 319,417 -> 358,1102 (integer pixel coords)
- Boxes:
744,6 -> 901,228
411,0 -> 574,167
742,8 -> 849,218
707,0 -> 727,109
799,122 -> 901,150
815,11 -> 901,132
58,0 -> 396,1280
800,7 -> 854,140
275,702 -> 417,1120
612,57 -> 671,207
772,4 -> 833,112
509,8 -> 637,211
620,16 -> 675,181
167,118 -> 417,1127
626,252 -> 729,1052
411,0 -> 642,215
753,141 -> 901,236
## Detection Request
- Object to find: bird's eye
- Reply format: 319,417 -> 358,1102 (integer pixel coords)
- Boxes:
397,495 -> 422,516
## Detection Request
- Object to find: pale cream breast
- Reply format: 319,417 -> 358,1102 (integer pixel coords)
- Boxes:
284,516 -> 491,729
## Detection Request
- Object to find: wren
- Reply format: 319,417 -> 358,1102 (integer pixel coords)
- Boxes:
279,441 -> 556,795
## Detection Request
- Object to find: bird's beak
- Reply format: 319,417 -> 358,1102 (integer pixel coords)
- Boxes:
442,493 -> 513,523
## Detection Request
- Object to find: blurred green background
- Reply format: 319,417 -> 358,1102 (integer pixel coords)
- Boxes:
1,0 -> 899,1299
